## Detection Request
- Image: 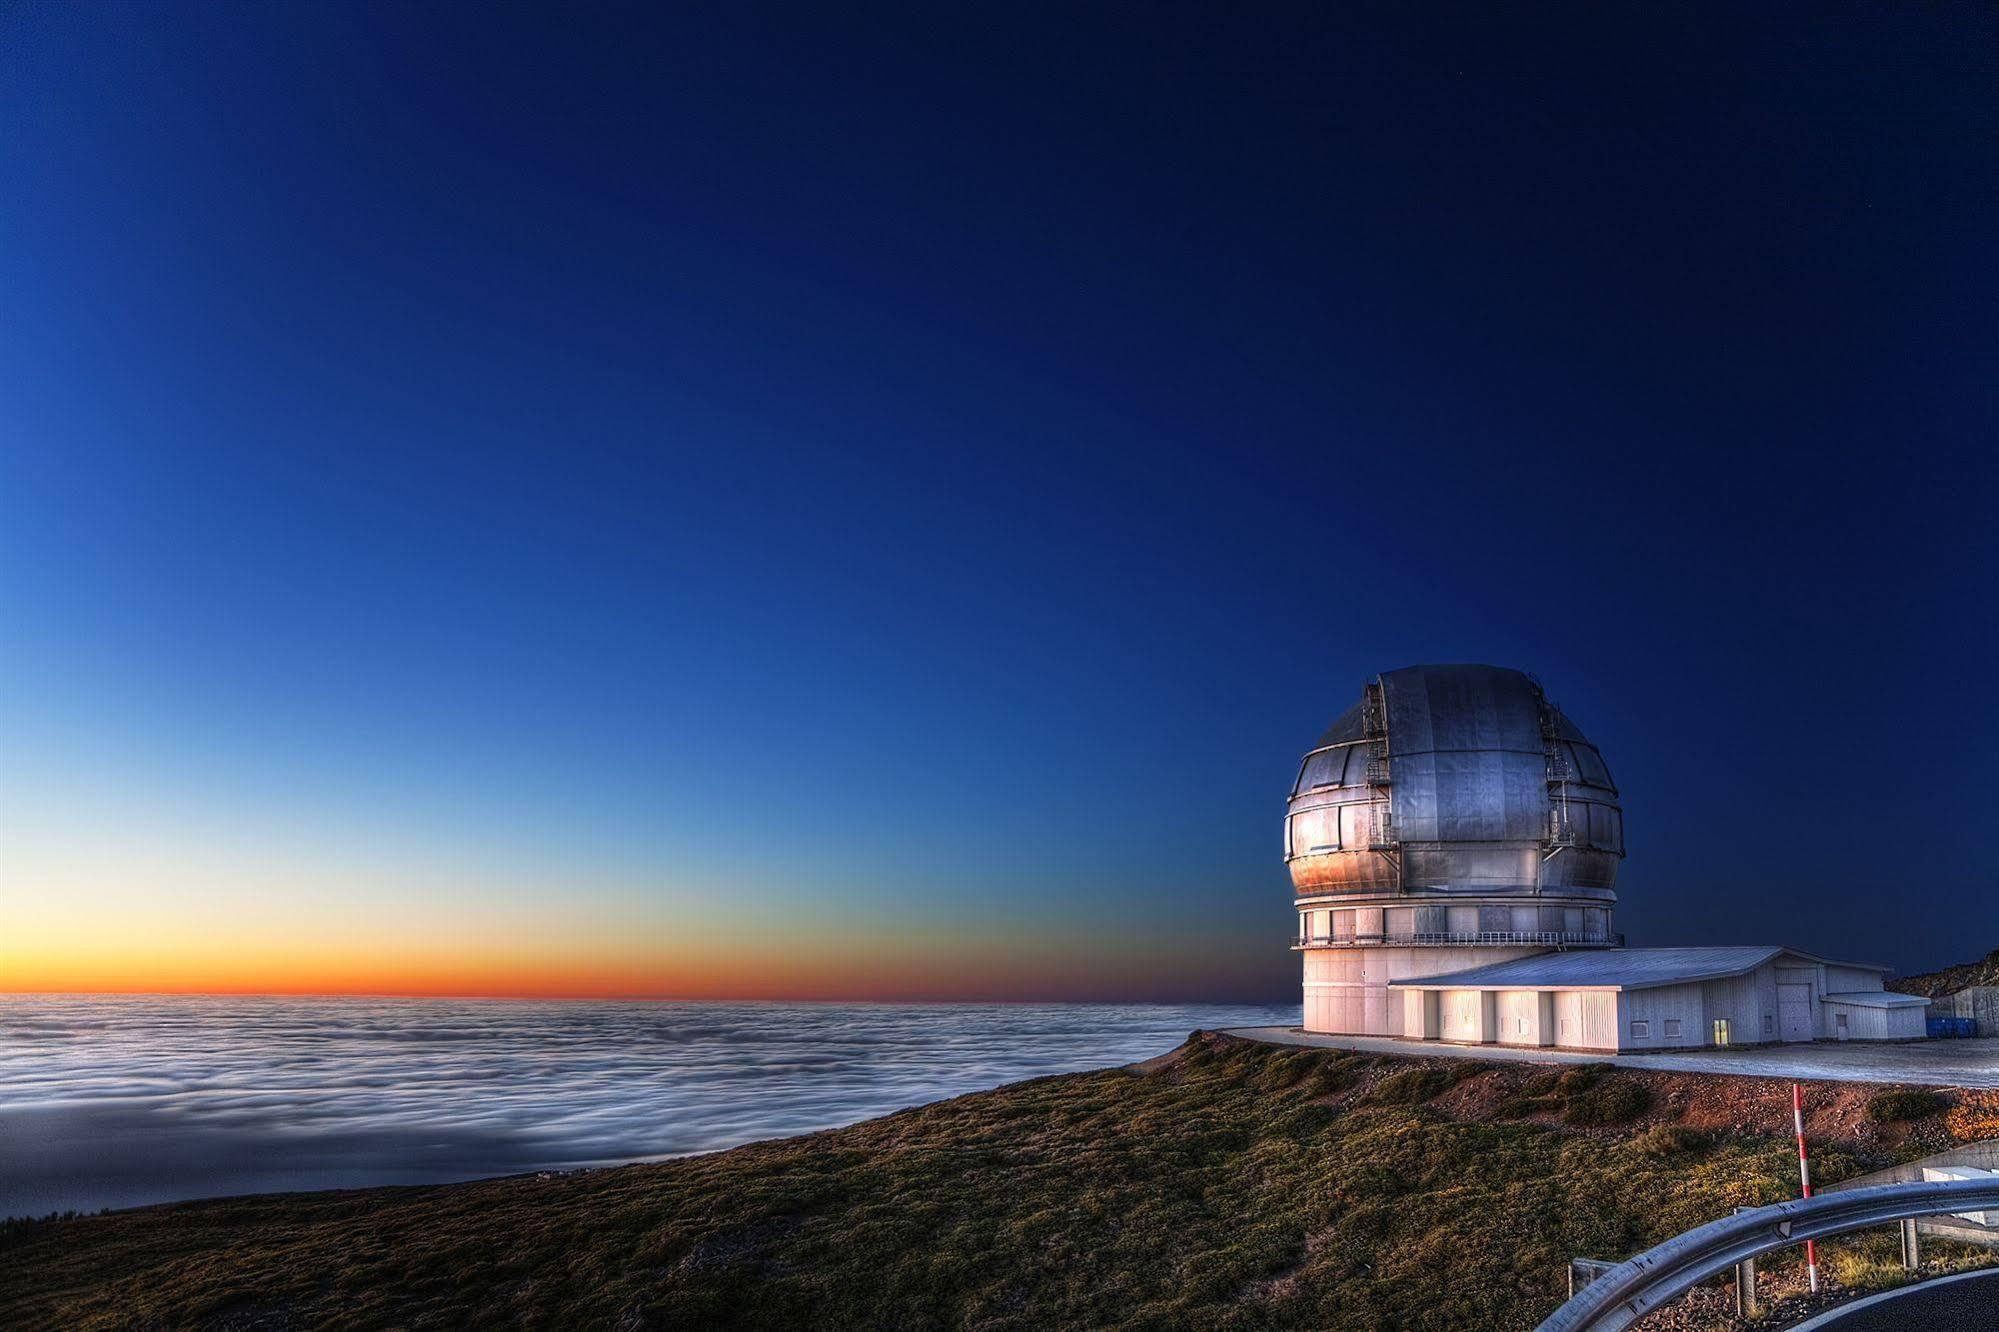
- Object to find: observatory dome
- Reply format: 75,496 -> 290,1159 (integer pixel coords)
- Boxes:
1286,664 -> 1623,899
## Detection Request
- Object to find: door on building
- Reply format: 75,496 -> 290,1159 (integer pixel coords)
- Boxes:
1777,983 -> 1815,1042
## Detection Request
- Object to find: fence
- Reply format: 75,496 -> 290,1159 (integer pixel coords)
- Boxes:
1293,930 -> 1621,950
1538,1179 -> 1999,1332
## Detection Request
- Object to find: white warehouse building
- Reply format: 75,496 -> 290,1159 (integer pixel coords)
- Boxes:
1387,945 -> 1928,1052
1288,666 -> 1927,1053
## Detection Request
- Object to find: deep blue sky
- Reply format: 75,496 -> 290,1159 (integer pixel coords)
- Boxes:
3,4 -> 1993,998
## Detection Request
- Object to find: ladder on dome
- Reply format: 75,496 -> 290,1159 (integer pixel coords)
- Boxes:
1361,678 -> 1401,882
1539,693 -> 1577,871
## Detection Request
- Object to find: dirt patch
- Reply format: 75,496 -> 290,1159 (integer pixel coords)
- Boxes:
1123,1044 -> 1193,1078
1430,1064 -> 1536,1119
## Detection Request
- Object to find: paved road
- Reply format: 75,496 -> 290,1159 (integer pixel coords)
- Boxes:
1222,1027 -> 1999,1087
1791,1269 -> 1999,1330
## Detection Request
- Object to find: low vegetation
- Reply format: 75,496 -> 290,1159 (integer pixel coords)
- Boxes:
1488,1064 -> 1645,1125
0,1035 -> 1983,1331
1865,1089 -> 1946,1123
1557,1065 -> 1606,1095
1562,1081 -> 1652,1127
1945,1091 -> 1999,1143
1632,1124 -> 1709,1158
1364,1065 -> 1452,1104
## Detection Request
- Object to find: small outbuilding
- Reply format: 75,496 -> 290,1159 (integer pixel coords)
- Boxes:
1386,945 -> 1927,1052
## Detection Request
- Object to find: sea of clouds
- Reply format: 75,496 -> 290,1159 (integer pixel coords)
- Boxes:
0,995 -> 1296,1217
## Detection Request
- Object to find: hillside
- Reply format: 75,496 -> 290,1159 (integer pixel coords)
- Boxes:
2,1034 -> 1992,1331
1890,948 -> 1999,998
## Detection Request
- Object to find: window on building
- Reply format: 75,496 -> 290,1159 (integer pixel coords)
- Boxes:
1764,1014 -> 1776,1035
1630,1020 -> 1650,1039
1298,748 -> 1342,792
1291,807 -> 1338,855
1837,1012 -> 1849,1030
1570,744 -> 1610,785
1663,1019 -> 1681,1038
1587,803 -> 1624,854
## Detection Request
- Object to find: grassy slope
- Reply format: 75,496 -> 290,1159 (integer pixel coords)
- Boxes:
0,1034 -> 1971,1331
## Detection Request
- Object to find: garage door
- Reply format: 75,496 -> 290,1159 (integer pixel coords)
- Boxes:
1777,983 -> 1814,1042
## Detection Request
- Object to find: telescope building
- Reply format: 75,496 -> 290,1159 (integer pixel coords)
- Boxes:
1288,665 -> 1925,1051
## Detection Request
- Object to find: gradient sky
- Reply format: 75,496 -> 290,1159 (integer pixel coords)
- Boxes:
2,4 -> 1993,1001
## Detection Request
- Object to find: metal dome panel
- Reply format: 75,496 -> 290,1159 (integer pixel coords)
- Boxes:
1286,664 -> 1622,899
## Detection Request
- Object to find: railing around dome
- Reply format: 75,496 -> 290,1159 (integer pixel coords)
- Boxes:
1291,930 -> 1622,950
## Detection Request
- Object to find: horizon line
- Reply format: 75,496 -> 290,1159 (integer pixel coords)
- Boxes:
0,988 -> 1300,1006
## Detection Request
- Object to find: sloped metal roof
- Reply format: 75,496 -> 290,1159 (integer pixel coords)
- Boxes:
1387,946 -> 1889,992
1821,991 -> 1931,1008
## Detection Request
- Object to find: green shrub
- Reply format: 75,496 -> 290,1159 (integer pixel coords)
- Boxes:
1256,1051 -> 1317,1092
1556,1065 -> 1608,1095
1865,1090 -> 1945,1123
1306,1056 -> 1362,1096
1493,1096 -> 1561,1120
1564,1081 -> 1651,1127
1633,1124 -> 1709,1157
1367,1067 -> 1451,1105
1519,1071 -> 1562,1097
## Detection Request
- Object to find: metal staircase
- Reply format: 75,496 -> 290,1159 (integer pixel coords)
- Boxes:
1540,695 -> 1577,863
1361,678 -> 1401,877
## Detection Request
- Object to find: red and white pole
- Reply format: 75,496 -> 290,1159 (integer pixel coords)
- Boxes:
1793,1082 -> 1819,1293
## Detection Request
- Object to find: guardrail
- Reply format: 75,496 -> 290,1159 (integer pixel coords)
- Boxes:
1538,1179 -> 1999,1332
1292,931 -> 1622,950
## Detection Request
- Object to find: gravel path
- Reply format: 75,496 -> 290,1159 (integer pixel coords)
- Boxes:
1222,1027 -> 1999,1087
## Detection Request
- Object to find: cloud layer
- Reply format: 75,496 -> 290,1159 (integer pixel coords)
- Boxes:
0,995 -> 1295,1216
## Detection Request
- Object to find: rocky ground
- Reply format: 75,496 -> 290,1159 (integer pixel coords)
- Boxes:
1891,948 -> 1999,999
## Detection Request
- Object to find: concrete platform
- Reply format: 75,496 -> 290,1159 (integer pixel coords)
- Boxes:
1222,1028 -> 1999,1087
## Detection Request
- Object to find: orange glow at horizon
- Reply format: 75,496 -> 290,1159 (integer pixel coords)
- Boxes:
1,796 -> 1275,1005
0,951 -> 1253,1003
0,922 -> 1263,1004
